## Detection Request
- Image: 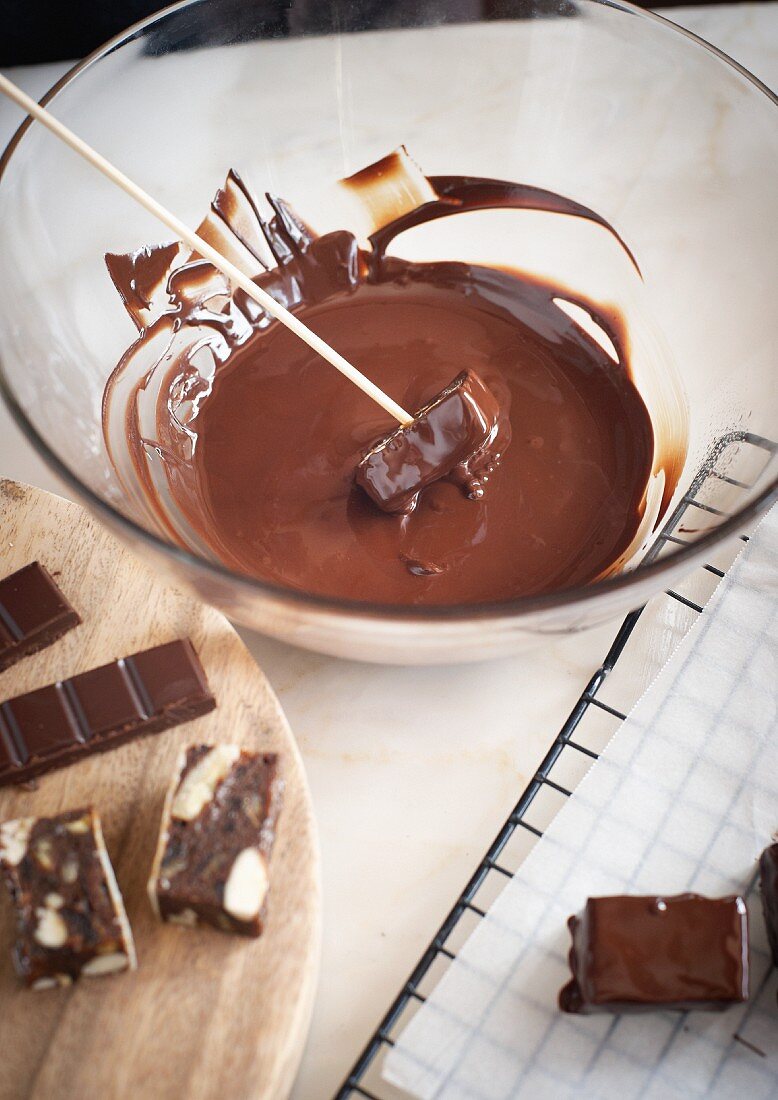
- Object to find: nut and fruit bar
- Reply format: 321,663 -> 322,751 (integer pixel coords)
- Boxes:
0,638 -> 215,787
0,806 -> 136,989
148,744 -> 283,936
559,893 -> 749,1014
0,562 -> 80,673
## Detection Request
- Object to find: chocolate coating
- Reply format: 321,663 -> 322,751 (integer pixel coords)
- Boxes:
559,894 -> 749,1014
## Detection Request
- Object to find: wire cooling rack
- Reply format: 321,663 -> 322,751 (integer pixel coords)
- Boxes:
336,430 -> 778,1100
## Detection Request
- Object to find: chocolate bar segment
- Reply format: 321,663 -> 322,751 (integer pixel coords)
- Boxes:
0,807 -> 136,988
0,639 -> 215,786
559,893 -> 749,1014
759,842 -> 778,965
0,562 -> 80,674
149,745 -> 283,936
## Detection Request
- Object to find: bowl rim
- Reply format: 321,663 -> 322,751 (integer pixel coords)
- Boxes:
1,0 -> 776,625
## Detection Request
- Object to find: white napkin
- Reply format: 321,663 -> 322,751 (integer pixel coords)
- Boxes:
386,505 -> 778,1100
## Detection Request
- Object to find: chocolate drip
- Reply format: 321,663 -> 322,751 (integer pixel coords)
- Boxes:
369,175 -> 641,275
233,196 -> 362,324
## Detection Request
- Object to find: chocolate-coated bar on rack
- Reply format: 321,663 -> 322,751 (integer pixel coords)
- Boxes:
0,639 -> 215,786
0,562 -> 81,673
559,893 -> 749,1014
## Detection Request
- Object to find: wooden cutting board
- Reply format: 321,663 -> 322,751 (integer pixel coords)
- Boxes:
0,480 -> 320,1100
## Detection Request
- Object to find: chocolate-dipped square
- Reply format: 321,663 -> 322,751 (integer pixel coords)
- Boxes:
355,371 -> 504,514
559,893 -> 749,1014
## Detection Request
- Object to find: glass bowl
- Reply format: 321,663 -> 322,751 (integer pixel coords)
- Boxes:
1,0 -> 776,663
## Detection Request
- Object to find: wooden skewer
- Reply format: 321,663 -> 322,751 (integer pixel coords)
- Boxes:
0,73 -> 414,427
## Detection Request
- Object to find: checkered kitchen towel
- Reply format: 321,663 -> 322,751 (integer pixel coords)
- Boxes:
386,506 -> 778,1100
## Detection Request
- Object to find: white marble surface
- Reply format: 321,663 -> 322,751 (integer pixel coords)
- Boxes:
0,6 -> 776,1097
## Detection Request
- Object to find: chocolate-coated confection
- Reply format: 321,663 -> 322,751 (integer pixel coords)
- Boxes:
0,562 -> 80,673
559,894 -> 749,1014
356,370 -> 508,514
759,842 -> 778,965
105,150 -> 685,607
0,639 -> 215,786
148,744 -> 283,937
0,807 -> 136,988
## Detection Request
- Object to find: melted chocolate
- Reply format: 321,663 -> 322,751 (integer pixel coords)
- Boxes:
104,153 -> 675,608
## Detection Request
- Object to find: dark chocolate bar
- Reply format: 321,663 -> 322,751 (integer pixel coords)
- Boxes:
0,562 -> 80,673
148,745 -> 283,936
0,806 -> 136,988
0,639 -> 215,787
559,893 -> 749,1014
759,842 -> 778,965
